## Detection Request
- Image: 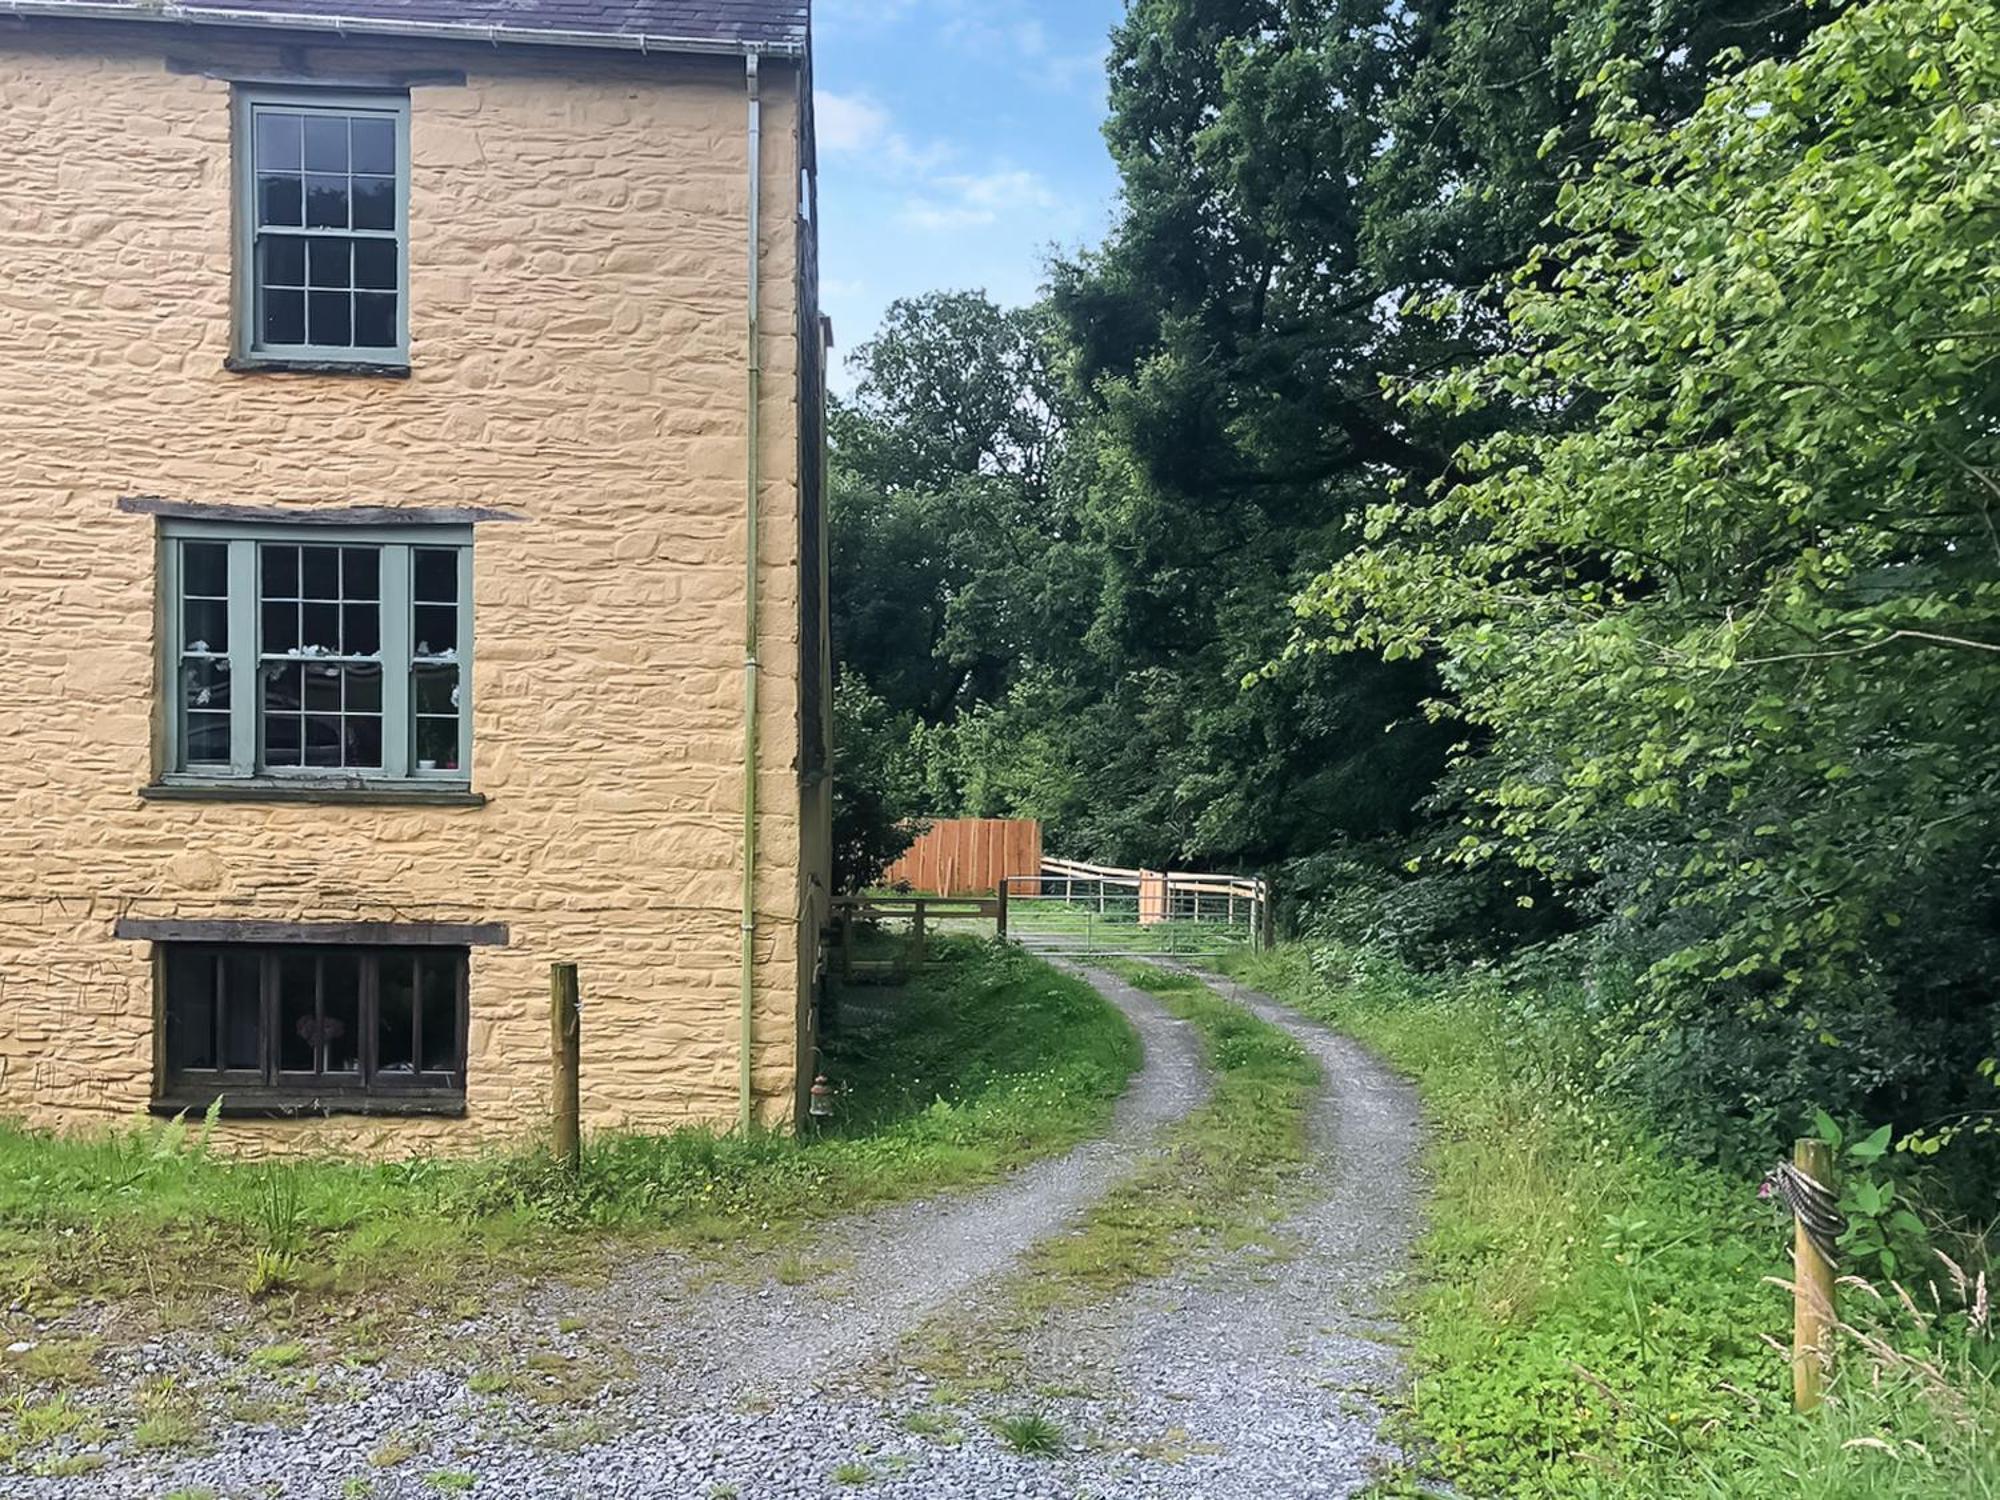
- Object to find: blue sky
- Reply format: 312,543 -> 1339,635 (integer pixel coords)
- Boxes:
812,0 -> 1126,384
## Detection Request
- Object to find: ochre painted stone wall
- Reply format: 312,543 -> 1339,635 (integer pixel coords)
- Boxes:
0,22 -> 820,1153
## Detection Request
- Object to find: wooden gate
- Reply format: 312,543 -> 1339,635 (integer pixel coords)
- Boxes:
881,818 -> 1043,896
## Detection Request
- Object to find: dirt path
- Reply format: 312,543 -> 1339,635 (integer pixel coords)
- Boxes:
25,963 -> 1424,1500
526,962 -> 1215,1395
1004,964 -> 1426,1496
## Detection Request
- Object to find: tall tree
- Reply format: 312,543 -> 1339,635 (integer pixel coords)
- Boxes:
1303,0 -> 2000,1144
829,292 -> 1085,724
830,0 -> 1831,899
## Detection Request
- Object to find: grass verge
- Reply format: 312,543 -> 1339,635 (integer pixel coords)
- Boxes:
0,939 -> 1137,1334
1228,943 -> 1998,1500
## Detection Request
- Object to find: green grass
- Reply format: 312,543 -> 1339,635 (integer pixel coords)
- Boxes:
0,941 -> 1138,1339
131,1374 -> 202,1451
32,1451 -> 107,1478
0,1392 -> 98,1464
905,961 -> 1314,1393
1229,944 -> 1999,1500
1006,901 -> 1254,960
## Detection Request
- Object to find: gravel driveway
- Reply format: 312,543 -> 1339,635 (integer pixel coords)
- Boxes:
6,965 -> 1422,1500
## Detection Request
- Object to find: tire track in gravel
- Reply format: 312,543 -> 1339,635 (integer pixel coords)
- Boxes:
598,960 -> 1215,1393
24,963 -> 1219,1500
1023,963 -> 1425,1498
31,965 -> 1426,1500
803,961 -> 1428,1500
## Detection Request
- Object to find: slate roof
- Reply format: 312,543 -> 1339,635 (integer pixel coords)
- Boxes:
6,0 -> 810,53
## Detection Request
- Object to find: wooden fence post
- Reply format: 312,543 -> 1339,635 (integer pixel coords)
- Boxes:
912,899 -> 928,966
1792,1136 -> 1837,1412
550,962 -> 581,1174
996,878 -> 1009,941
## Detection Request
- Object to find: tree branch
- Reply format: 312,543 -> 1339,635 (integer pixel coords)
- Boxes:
1730,629 -> 2000,667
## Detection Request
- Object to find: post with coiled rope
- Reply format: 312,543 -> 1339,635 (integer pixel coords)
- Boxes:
1789,1137 -> 1838,1412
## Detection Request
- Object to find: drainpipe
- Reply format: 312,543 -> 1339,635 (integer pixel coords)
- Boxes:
739,53 -> 763,1134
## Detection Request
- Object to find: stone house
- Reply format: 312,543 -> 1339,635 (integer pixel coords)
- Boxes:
0,0 -> 833,1150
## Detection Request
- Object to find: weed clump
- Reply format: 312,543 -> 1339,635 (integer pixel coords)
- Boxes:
992,1409 -> 1066,1456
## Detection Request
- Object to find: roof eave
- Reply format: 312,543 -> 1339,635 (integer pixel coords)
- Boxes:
0,0 -> 808,59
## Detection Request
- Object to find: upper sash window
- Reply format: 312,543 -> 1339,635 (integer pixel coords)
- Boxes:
237,91 -> 410,366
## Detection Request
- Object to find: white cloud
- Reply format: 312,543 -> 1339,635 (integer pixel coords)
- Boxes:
813,17 -> 1088,246
900,168 -> 1061,232
815,91 -> 893,155
1037,43 -> 1109,97
938,5 -> 1105,96
815,89 -> 952,173
815,89 -> 1062,234
815,0 -> 923,25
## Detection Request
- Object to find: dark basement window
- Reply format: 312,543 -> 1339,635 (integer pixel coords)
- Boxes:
157,944 -> 467,1116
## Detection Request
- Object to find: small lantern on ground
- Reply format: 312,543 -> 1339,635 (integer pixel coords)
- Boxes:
809,1074 -> 835,1121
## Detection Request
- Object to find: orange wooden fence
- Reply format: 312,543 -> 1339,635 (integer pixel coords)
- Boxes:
882,818 -> 1043,897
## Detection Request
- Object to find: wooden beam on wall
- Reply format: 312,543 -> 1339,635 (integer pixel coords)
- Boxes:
112,918 -> 511,947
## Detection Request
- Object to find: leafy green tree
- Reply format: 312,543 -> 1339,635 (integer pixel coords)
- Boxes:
1012,0 -> 1825,893
1301,0 -> 2000,1143
829,678 -> 927,894
828,0 -> 1834,933
829,292 -> 1088,724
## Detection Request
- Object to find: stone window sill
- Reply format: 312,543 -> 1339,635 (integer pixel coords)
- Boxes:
152,1091 -> 465,1120
142,780 -> 484,808
225,355 -> 411,379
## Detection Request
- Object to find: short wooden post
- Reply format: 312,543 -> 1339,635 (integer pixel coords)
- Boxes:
912,899 -> 928,966
550,962 -> 581,1174
840,905 -> 854,981
1792,1136 -> 1837,1413
995,878 -> 1009,941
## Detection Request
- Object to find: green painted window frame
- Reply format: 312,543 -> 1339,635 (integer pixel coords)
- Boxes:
160,519 -> 473,788
232,86 -> 412,369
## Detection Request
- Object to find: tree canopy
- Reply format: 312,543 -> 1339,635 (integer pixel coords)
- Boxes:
826,0 -> 1997,1174
1302,0 -> 1999,1137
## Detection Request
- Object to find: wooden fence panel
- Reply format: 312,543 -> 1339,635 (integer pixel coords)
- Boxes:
883,818 -> 1043,896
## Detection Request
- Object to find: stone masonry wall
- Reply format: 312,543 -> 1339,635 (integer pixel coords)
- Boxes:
0,21 -> 813,1153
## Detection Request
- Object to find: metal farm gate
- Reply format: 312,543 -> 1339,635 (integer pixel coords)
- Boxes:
1001,857 -> 1271,963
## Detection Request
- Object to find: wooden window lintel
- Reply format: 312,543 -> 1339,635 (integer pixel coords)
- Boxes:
116,918 -> 508,947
